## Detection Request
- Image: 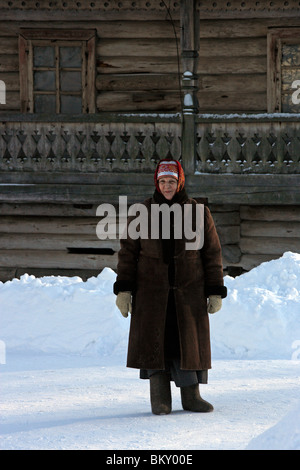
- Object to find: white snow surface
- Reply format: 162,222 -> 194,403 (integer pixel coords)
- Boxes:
0,251 -> 300,450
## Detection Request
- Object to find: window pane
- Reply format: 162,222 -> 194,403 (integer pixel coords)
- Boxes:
34,71 -> 56,91
282,44 -> 300,66
60,47 -> 82,68
61,95 -> 82,113
281,43 -> 300,112
33,46 -> 55,67
34,94 -> 56,113
60,71 -> 82,92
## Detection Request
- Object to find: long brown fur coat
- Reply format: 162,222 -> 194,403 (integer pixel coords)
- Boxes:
114,189 -> 227,371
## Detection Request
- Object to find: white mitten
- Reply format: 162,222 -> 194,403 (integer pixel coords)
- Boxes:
207,295 -> 222,314
116,291 -> 132,318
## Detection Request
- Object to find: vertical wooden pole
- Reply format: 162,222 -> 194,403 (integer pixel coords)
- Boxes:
180,0 -> 199,176
19,34 -> 29,113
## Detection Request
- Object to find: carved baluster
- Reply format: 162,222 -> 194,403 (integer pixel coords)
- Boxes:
46,130 -> 57,164
17,130 -> 28,164
2,131 -> 13,165
105,131 -> 116,167
90,131 -> 101,165
135,131 -> 146,165
31,130 -> 42,163
61,130 -> 71,164
150,131 -> 161,164
75,131 -> 86,164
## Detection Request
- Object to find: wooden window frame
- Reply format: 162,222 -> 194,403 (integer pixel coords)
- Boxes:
19,29 -> 96,114
267,28 -> 300,113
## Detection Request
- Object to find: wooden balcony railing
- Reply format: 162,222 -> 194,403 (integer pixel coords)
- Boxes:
0,113 -> 299,204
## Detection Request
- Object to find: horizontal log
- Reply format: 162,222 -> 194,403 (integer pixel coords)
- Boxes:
0,172 -> 156,186
0,218 -> 239,246
1,173 -> 300,205
200,18 -> 300,38
0,55 -> 19,72
211,211 -> 240,225
0,20 -> 180,39
96,91 -> 180,112
97,73 -> 266,94
241,221 -> 300,238
0,249 -> 118,269
96,90 -> 265,112
97,73 -> 180,92
198,56 -> 266,74
98,39 -> 178,57
210,204 -> 240,212
188,174 -> 300,205
97,37 -> 266,59
97,56 -> 266,77
0,17 -> 297,40
0,203 -> 99,217
201,74 -> 266,93
0,8 -> 181,23
0,37 -> 18,55
198,91 -> 266,112
1,5 -> 299,22
240,205 -> 300,222
199,37 -> 266,57
0,216 -> 99,235
226,253 -> 281,270
0,233 -> 121,251
97,56 -> 180,74
96,20 -> 180,39
240,236 -> 300,254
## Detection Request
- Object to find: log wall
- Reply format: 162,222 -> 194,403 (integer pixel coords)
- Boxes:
239,205 -> 300,270
2,4 -> 300,113
1,201 -> 299,281
0,1 -> 300,280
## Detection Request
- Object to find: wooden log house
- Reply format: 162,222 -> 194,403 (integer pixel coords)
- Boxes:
0,0 -> 300,281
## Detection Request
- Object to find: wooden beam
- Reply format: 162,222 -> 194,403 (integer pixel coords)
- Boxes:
0,174 -> 300,204
180,0 -> 199,175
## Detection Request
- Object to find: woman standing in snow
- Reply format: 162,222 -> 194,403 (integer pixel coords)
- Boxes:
114,159 -> 227,415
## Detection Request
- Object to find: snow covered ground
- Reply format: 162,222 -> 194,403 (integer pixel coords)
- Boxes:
0,251 -> 300,450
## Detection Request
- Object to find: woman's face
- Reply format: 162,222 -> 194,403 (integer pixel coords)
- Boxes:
158,176 -> 178,200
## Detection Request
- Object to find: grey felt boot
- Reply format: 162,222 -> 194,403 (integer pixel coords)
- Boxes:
180,384 -> 214,412
150,371 -> 172,415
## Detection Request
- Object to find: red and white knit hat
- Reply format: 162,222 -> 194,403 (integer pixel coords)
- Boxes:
154,159 -> 185,193
156,160 -> 179,180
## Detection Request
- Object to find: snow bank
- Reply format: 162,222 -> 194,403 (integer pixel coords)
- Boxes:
211,251 -> 300,360
0,251 -> 300,362
0,268 -> 129,358
0,251 -> 299,450
246,401 -> 300,450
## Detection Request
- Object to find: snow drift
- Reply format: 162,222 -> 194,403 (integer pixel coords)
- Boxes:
1,251 -> 299,361
246,400 -> 300,450
0,251 -> 300,450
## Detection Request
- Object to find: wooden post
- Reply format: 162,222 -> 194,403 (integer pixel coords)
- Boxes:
180,0 -> 199,176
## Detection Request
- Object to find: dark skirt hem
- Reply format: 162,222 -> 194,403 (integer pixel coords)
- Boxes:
140,358 -> 208,387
